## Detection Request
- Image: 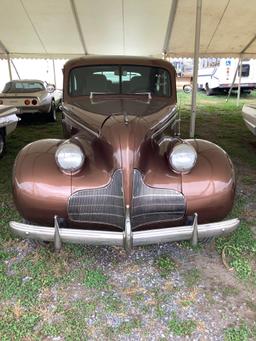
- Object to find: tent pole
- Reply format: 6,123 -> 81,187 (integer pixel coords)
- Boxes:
52,60 -> 57,86
236,57 -> 242,107
11,60 -> 20,79
190,0 -> 202,138
162,0 -> 178,55
226,60 -> 239,102
70,0 -> 88,55
7,53 -> 12,81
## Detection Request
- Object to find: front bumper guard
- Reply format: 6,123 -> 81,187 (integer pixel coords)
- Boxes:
9,210 -> 239,252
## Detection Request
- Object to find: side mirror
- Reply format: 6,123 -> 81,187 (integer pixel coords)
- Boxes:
183,84 -> 192,94
47,84 -> 55,93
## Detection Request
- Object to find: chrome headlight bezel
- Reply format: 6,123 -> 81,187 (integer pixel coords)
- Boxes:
168,142 -> 197,174
55,142 -> 85,173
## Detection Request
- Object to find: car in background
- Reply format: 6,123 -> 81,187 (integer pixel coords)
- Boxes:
242,104 -> 256,136
9,56 -> 239,251
0,80 -> 62,122
0,105 -> 19,157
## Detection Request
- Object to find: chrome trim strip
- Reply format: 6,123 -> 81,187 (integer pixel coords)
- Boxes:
62,106 -> 99,137
9,218 -> 239,249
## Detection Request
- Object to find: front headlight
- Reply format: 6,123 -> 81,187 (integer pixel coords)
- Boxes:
169,143 -> 197,174
55,142 -> 85,173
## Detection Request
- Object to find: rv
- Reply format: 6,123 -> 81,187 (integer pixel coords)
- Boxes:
197,58 -> 256,95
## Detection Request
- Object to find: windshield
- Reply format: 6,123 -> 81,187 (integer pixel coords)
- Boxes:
2,81 -> 45,93
69,65 -> 171,97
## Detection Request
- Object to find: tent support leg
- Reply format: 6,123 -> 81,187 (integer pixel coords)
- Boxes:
7,53 -> 12,81
52,60 -> 57,86
11,60 -> 20,79
190,0 -> 202,138
226,60 -> 239,103
236,58 -> 242,107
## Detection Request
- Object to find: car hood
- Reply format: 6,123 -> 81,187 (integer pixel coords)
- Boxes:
63,96 -> 177,138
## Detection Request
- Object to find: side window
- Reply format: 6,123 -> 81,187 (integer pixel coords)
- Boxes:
238,64 -> 250,77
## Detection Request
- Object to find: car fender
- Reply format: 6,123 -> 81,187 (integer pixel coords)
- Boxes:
182,139 -> 236,223
12,137 -> 114,226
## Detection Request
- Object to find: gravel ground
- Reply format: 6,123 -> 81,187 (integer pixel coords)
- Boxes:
12,239 -> 252,341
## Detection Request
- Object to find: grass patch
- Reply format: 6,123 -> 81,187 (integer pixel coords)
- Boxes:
216,222 -> 256,280
182,268 -> 201,287
224,323 -> 256,341
168,313 -> 197,336
155,254 -> 177,277
41,300 -> 96,339
114,318 -> 142,335
83,269 -> 108,289
0,308 -> 40,340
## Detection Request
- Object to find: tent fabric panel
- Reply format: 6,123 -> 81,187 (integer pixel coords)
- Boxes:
75,0 -> 124,55
123,0 -> 172,56
0,0 -> 45,54
21,0 -> 85,55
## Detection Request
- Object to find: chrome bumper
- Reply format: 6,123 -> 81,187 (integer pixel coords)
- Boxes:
9,213 -> 239,252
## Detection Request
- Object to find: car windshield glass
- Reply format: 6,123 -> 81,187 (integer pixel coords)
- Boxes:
69,65 -> 171,97
2,81 -> 45,93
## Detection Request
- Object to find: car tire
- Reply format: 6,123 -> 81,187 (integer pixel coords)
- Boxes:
47,100 -> 57,122
0,131 -> 6,158
205,84 -> 214,96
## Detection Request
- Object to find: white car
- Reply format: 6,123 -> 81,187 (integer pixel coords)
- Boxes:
0,105 -> 19,157
0,80 -> 62,122
242,104 -> 256,136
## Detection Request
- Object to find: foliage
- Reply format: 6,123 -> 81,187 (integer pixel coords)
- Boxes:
168,313 -> 196,336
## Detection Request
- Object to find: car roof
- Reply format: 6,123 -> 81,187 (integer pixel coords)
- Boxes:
64,55 -> 174,73
7,79 -> 45,83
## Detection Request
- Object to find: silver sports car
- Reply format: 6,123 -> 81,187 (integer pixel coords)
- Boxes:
0,80 -> 62,122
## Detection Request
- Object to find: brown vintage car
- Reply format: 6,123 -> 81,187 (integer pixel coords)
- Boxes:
10,56 -> 239,251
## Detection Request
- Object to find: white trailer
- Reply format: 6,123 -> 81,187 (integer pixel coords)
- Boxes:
197,58 -> 256,96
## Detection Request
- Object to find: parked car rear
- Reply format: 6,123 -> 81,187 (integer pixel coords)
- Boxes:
0,80 -> 62,121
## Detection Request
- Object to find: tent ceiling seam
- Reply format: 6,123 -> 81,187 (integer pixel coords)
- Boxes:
0,40 -> 9,54
241,33 -> 256,54
122,0 -> 126,54
205,0 -> 230,53
70,0 -> 88,55
163,0 -> 178,55
19,0 -> 48,54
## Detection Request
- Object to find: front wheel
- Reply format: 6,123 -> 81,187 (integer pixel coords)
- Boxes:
0,131 -> 6,158
47,101 -> 57,122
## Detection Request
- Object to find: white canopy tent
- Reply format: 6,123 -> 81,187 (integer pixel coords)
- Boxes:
1,0 -> 256,135
1,0 -> 256,59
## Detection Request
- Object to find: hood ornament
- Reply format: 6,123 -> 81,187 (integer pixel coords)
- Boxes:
124,111 -> 129,125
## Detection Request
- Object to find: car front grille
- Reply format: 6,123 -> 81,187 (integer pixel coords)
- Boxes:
68,169 -> 185,230
131,169 -> 185,229
68,169 -> 124,230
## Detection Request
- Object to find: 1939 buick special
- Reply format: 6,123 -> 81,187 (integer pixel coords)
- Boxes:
10,56 -> 239,251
